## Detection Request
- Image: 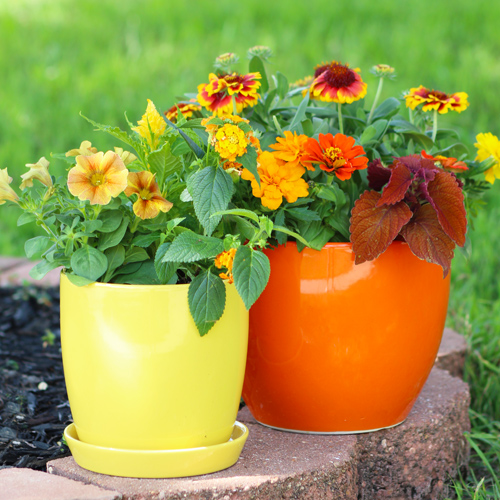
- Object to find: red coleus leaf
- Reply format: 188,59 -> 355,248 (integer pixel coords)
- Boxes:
367,159 -> 391,191
423,171 -> 467,246
350,190 -> 412,264
377,162 -> 413,206
401,204 -> 455,277
396,155 -> 436,173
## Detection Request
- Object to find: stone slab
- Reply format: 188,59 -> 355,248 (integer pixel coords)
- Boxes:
436,328 -> 467,378
0,468 -> 121,500
0,261 -> 61,287
47,367 -> 469,500
0,257 -> 26,272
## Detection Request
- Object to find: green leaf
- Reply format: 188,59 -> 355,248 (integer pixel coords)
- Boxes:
132,232 -> 161,248
112,260 -> 159,284
70,246 -> 108,281
29,260 -> 62,280
275,71 -> 288,100
17,213 -> 36,226
212,208 -> 260,223
97,217 -> 129,251
228,215 -> 258,241
98,210 -> 123,233
154,243 -> 178,284
163,116 -> 205,159
286,207 -> 321,222
148,141 -> 183,186
297,221 -> 335,251
124,247 -> 149,264
301,118 -> 314,137
371,97 -> 401,121
188,270 -> 226,336
274,209 -> 287,245
400,131 -> 434,150
81,220 -> 103,233
25,236 -> 52,259
249,56 -> 269,93
273,225 -> 310,247
65,273 -> 95,287
104,245 -> 126,275
287,94 -> 310,132
239,146 -> 260,186
232,246 -> 270,310
359,125 -> 377,145
162,232 -> 224,263
187,166 -> 234,236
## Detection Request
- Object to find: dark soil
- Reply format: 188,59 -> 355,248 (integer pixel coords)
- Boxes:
0,285 -> 71,470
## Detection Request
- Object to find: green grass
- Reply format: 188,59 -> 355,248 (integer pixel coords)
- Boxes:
1,1 -> 500,496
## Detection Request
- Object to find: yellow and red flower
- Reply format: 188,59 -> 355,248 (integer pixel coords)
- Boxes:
270,131 -> 311,171
475,132 -> 500,184
214,247 -> 237,283
306,61 -> 367,104
0,168 -> 19,205
241,151 -> 309,210
197,72 -> 261,116
132,99 -> 167,150
67,151 -> 128,205
164,100 -> 201,123
20,157 -> 53,190
124,171 -> 173,219
405,86 -> 469,114
421,151 -> 468,172
302,133 -> 368,180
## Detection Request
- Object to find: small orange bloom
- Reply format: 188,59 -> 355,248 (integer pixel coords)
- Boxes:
67,151 -> 128,205
302,133 -> 368,180
405,86 -> 469,114
241,151 -> 309,210
306,61 -> 367,104
215,247 -> 237,283
197,72 -> 261,116
421,151 -> 468,172
165,100 -> 201,123
125,171 -> 173,219
270,131 -> 311,171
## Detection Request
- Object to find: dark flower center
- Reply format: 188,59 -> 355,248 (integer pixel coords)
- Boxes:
428,90 -> 449,101
314,64 -> 330,78
323,63 -> 356,88
223,74 -> 244,86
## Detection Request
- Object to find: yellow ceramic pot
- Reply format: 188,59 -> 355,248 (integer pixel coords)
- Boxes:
60,273 -> 249,477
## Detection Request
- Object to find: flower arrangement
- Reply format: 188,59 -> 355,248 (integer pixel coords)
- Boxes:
1,48 -> 498,334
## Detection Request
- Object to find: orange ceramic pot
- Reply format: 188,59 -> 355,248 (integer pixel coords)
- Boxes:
242,241 -> 450,433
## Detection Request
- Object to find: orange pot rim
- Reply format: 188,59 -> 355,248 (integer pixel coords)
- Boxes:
269,240 -> 409,252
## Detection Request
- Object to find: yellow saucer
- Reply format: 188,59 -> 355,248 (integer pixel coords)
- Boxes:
64,421 -> 249,478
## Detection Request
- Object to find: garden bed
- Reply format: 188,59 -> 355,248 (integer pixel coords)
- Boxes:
0,285 -> 71,469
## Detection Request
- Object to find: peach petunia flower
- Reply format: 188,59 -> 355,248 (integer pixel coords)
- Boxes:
65,140 -> 98,157
67,151 -> 129,205
302,133 -> 368,181
241,151 -> 309,210
114,147 -> 137,166
124,171 -> 173,219
132,99 -> 167,150
20,157 -> 53,190
0,168 -> 19,205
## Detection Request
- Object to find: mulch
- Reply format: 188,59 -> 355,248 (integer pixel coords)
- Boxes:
0,285 -> 71,470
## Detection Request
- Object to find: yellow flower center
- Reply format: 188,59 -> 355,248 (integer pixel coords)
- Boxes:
139,188 -> 153,200
90,172 -> 105,186
325,147 -> 346,168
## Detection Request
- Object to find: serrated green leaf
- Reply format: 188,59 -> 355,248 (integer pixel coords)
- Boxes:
70,245 -> 108,281
97,217 -> 129,251
187,166 -> 233,236
239,146 -> 260,186
162,232 -> 224,263
249,55 -> 269,93
148,141 -> 183,186
155,243 -> 179,284
188,270 -> 226,336
98,210 -> 123,233
232,246 -> 270,310
25,236 -> 52,259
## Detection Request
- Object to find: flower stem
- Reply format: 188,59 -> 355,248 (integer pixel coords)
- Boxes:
432,108 -> 438,143
368,78 -> 384,124
338,102 -> 344,135
232,95 -> 238,115
130,216 -> 141,233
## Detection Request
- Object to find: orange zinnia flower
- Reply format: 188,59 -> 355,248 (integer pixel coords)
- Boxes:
214,247 -> 237,283
306,61 -> 367,104
165,100 -> 201,123
405,86 -> 469,114
270,131 -> 311,171
241,151 -> 309,210
421,151 -> 468,172
197,72 -> 261,116
302,133 -> 368,180
67,151 -> 128,205
125,171 -> 173,220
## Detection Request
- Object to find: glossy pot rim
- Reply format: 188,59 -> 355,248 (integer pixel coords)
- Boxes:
60,271 -> 190,291
269,240 -> 409,251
